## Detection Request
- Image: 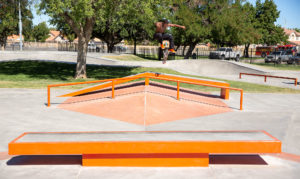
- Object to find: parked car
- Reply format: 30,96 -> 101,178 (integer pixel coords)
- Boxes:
209,47 -> 241,61
88,43 -> 100,51
277,50 -> 293,64
287,53 -> 300,65
265,51 -> 284,63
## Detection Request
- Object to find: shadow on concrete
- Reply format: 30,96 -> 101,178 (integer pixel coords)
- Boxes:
7,155 -> 81,165
210,154 -> 268,165
6,154 -> 267,166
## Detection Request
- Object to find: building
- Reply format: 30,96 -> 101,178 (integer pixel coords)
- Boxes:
284,28 -> 300,46
45,30 -> 66,42
7,34 -> 24,43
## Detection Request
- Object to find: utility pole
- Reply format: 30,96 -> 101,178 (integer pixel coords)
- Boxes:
19,0 -> 23,51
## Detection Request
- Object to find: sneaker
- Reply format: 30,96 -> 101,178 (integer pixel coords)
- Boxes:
168,49 -> 176,53
160,43 -> 165,49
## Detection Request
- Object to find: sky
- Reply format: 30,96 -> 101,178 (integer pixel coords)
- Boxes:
247,0 -> 300,29
32,0 -> 300,29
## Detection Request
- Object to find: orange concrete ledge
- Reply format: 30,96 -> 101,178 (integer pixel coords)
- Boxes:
82,153 -> 209,167
9,131 -> 281,167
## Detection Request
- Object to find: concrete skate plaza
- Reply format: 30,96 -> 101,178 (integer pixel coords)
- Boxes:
1,51 -> 300,178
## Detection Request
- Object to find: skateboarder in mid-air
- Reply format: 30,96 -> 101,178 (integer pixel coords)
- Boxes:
154,19 -> 185,53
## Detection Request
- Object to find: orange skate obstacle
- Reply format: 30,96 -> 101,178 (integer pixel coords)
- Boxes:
9,130 -> 281,167
47,72 -> 244,110
239,73 -> 298,86
7,74 -> 281,167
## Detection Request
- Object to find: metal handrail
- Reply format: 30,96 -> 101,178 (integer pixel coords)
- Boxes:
47,75 -> 243,110
239,73 -> 298,86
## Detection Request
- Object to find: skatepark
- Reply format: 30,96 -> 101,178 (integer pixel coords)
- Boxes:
0,51 -> 300,178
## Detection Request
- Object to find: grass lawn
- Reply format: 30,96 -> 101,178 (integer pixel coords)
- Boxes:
0,60 -> 299,93
245,62 -> 300,71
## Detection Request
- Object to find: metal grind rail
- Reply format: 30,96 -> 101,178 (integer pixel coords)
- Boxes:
47,76 -> 243,110
239,73 -> 298,86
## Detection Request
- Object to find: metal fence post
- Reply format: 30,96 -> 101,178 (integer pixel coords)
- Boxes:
250,48 -> 252,64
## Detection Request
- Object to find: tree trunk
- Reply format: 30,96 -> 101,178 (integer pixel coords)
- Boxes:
184,43 -> 197,59
0,36 -> 7,51
182,45 -> 186,56
133,37 -> 137,55
244,43 -> 250,58
75,36 -> 88,79
106,41 -> 115,53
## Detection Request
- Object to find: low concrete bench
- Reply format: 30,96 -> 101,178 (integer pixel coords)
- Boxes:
9,131 -> 281,167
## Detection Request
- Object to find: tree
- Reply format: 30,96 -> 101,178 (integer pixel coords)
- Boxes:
39,0 -> 105,79
125,0 -> 170,55
92,0 -> 129,53
0,0 -> 33,50
32,22 -> 49,42
255,0 -> 287,45
49,17 -> 76,42
172,0 -> 211,59
93,0 -> 170,53
59,24 -> 77,42
239,2 -> 261,57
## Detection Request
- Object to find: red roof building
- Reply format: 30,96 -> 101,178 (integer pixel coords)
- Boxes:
284,28 -> 300,46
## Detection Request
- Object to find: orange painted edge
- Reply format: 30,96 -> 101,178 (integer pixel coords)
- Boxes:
82,155 -> 209,167
83,153 -> 209,159
9,130 -> 281,155
262,131 -> 281,141
9,141 -> 281,155
9,132 -> 27,144
10,130 -> 271,136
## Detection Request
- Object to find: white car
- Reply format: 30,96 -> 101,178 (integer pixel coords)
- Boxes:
209,48 -> 241,61
88,43 -> 100,51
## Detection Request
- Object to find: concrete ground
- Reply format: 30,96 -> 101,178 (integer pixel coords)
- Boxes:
0,51 -> 300,178
0,88 -> 300,179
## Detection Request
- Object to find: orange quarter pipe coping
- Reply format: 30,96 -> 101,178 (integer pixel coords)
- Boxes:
47,72 -> 243,110
9,131 -> 281,167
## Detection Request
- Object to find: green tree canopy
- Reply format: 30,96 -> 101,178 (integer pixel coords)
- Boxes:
255,0 -> 287,45
32,22 -> 49,42
92,0 -> 170,53
0,0 -> 33,49
39,0 -> 105,78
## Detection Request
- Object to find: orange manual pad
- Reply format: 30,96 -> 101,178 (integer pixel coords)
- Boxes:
8,131 -> 281,167
58,82 -> 232,125
82,153 -> 209,167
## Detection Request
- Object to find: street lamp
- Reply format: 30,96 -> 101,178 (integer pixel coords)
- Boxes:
19,0 -> 22,51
